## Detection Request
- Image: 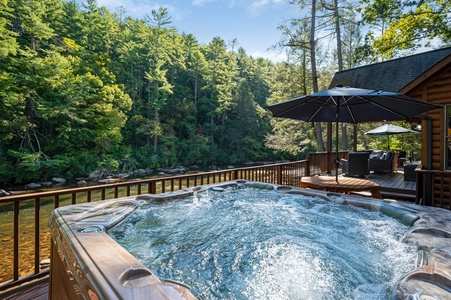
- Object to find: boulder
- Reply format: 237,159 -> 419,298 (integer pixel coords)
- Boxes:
98,178 -> 117,184
77,180 -> 87,186
40,259 -> 50,270
52,177 -> 66,184
115,173 -> 130,179
41,181 -> 53,187
0,189 -> 10,196
25,183 -> 41,189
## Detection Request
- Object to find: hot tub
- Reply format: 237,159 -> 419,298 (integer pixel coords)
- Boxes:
49,180 -> 451,299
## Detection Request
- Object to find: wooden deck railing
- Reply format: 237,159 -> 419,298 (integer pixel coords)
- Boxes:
416,169 -> 451,210
1,158 -> 320,292
307,151 -> 349,174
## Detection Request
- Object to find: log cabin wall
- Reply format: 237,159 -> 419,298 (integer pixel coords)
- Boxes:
403,62 -> 451,171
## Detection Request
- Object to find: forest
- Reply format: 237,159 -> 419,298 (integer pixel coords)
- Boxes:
0,0 -> 449,185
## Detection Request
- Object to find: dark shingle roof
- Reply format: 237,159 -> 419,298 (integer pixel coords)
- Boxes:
330,46 -> 451,92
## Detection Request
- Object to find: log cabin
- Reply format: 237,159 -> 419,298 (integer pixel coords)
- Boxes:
330,46 -> 451,208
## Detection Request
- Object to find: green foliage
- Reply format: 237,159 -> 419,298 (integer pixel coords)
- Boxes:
0,0 -> 445,185
6,149 -> 68,183
63,151 -> 99,179
359,0 -> 451,59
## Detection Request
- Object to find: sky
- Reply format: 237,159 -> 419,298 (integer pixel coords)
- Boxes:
93,0 -> 299,62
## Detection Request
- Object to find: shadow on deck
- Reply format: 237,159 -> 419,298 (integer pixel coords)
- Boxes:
364,167 -> 416,201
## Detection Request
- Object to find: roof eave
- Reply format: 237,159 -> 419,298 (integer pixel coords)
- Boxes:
400,54 -> 451,94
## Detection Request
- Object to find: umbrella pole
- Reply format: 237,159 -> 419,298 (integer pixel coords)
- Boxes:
335,104 -> 339,183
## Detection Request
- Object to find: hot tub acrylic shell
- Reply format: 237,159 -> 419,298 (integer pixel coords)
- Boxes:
49,199 -> 196,299
49,180 -> 451,299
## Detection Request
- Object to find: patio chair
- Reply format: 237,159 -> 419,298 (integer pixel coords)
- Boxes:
341,152 -> 370,177
368,151 -> 399,174
398,150 -> 407,166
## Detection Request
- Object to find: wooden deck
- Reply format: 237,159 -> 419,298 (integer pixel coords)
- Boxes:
367,167 -> 416,201
2,278 -> 48,300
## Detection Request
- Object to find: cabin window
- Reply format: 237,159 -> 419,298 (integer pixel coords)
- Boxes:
446,105 -> 451,170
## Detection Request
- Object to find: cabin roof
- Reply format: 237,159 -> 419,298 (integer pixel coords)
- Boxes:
330,46 -> 451,92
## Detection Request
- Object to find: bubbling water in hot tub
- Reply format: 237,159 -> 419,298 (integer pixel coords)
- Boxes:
109,186 -> 415,300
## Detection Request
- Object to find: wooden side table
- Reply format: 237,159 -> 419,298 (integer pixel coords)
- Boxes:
300,176 -> 383,199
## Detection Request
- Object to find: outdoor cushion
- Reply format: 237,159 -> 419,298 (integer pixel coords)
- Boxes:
386,151 -> 393,161
369,150 -> 383,159
369,151 -> 399,174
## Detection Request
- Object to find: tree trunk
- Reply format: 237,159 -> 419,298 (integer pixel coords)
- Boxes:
154,107 -> 159,152
147,80 -> 151,150
334,0 -> 348,150
334,0 -> 343,71
194,70 -> 198,126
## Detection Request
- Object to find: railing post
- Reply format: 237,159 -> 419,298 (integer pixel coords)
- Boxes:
54,195 -> 60,208
305,160 -> 310,177
416,171 -> 423,205
34,197 -> 40,274
13,200 -> 19,281
424,172 -> 433,206
276,165 -> 282,185
150,181 -> 156,194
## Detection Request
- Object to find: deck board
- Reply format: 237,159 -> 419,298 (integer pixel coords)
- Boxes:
367,168 -> 416,200
2,278 -> 48,300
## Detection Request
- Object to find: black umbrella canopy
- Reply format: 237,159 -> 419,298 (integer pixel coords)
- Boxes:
267,86 -> 442,124
266,86 -> 442,182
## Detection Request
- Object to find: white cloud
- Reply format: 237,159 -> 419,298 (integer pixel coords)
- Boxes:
191,0 -> 217,6
248,0 -> 285,17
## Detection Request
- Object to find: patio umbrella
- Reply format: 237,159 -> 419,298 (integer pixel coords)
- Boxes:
266,85 -> 442,183
365,123 -> 418,150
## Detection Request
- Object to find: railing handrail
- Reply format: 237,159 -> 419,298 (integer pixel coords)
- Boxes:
416,169 -> 451,173
0,161 -> 308,203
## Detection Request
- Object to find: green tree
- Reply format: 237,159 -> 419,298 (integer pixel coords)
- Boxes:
265,62 -> 316,158
359,0 -> 451,59
139,8 -> 176,154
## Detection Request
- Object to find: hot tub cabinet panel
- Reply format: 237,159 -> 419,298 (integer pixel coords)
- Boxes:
49,181 -> 451,300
